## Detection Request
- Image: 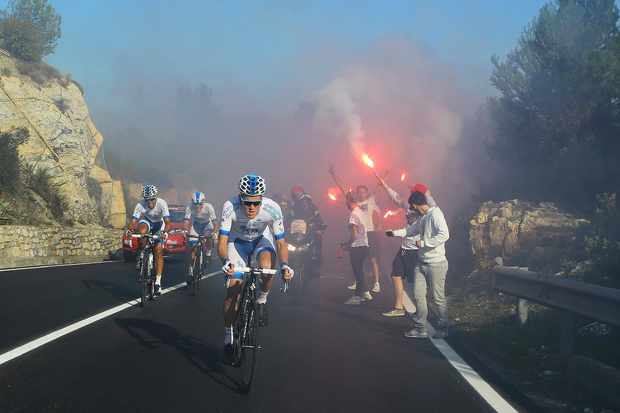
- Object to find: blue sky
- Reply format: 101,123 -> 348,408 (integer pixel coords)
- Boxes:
2,1 -> 549,109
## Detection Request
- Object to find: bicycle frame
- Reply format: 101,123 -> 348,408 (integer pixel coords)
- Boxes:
132,233 -> 160,306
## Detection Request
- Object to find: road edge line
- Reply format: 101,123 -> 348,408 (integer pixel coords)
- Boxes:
0,270 -> 222,367
402,291 -> 518,413
0,260 -> 117,273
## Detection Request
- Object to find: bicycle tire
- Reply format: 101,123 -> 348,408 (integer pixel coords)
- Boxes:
140,251 -> 148,307
239,301 -> 258,393
193,248 -> 201,296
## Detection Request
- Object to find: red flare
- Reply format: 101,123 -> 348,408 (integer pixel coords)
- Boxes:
400,172 -> 406,182
362,153 -> 375,169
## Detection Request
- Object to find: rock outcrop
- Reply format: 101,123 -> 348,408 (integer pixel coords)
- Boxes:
0,55 -> 125,227
469,200 -> 590,271
0,225 -> 122,268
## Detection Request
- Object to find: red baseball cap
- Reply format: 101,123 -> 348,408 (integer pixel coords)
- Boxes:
411,183 -> 428,194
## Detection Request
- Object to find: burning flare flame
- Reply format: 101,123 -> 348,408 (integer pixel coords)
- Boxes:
400,172 -> 406,182
362,153 -> 375,169
328,192 -> 337,201
384,209 -> 400,219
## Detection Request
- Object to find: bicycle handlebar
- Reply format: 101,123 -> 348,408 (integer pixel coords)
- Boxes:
131,233 -> 160,240
232,267 -> 278,276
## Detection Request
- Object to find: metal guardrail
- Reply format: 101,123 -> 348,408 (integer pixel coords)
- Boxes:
493,264 -> 620,407
492,265 -> 620,328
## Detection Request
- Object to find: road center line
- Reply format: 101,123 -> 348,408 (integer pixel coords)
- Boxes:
401,291 -> 518,413
0,270 -> 222,367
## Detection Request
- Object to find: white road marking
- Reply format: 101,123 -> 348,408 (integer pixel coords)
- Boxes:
0,270 -> 222,367
402,290 -> 518,413
0,260 -> 117,273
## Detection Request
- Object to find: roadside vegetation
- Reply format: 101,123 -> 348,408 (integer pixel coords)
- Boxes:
0,128 -> 67,224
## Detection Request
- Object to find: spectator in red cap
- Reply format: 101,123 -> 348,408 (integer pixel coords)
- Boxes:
376,176 -> 435,317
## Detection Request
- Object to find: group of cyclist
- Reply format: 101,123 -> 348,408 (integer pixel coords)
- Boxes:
126,174 -> 323,355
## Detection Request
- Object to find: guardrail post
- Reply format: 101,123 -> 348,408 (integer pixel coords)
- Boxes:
517,298 -> 529,325
560,313 -> 575,356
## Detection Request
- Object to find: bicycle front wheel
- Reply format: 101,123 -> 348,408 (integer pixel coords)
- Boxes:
140,253 -> 148,307
239,300 -> 258,393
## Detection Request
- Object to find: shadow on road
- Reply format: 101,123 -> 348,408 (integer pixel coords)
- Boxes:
81,278 -> 137,302
115,317 -> 247,393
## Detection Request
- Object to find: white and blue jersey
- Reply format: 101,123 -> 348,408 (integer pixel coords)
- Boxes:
220,196 -> 286,269
219,196 -> 285,243
132,198 -> 170,234
185,202 -> 217,236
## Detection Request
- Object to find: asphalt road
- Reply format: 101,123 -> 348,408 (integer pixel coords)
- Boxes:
0,260 -> 495,413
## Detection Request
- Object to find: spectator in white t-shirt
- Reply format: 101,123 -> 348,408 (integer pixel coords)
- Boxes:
347,185 -> 382,294
343,197 -> 373,305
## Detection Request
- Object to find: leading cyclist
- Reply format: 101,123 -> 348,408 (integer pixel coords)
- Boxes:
219,174 -> 294,354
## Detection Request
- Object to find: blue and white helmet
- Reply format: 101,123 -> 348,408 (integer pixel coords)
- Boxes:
142,184 -> 159,200
192,191 -> 206,205
239,174 -> 266,197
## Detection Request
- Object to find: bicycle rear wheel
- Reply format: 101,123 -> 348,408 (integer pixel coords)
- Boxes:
193,249 -> 202,296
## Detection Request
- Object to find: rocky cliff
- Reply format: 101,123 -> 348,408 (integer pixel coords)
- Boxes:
0,54 -> 125,227
469,200 -> 590,271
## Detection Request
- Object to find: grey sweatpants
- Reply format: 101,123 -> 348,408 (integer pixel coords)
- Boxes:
412,260 -> 449,331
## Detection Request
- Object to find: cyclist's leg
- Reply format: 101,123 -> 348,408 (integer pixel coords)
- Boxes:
251,237 -> 277,296
187,224 -> 199,278
136,220 -> 150,249
223,239 -> 252,346
150,221 -> 164,290
224,239 -> 251,320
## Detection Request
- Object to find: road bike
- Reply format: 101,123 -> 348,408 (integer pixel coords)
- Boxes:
229,266 -> 287,393
132,233 -> 160,307
187,234 -> 212,296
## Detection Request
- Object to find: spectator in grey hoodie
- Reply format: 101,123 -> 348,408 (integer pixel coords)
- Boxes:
378,179 -> 436,317
387,190 -> 449,338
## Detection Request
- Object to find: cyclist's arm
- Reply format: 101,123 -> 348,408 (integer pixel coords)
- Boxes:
183,205 -> 192,231
128,203 -> 144,231
218,233 -> 229,261
163,217 -> 171,233
275,237 -> 289,264
218,200 -> 234,262
160,200 -> 171,233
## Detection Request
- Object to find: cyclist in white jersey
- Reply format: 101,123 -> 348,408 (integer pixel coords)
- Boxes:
184,191 -> 217,283
219,174 -> 294,353
127,184 -> 171,295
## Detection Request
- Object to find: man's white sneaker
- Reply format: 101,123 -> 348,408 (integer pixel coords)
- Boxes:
362,291 -> 373,301
347,282 -> 357,290
371,282 -> 381,293
344,295 -> 363,305
404,328 -> 428,339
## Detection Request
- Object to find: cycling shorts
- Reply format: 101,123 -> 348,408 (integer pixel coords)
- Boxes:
188,221 -> 214,246
139,219 -> 164,242
227,236 -> 276,275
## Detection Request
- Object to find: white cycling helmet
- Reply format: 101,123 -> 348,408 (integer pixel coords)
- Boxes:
192,191 -> 206,205
239,174 -> 266,197
142,184 -> 159,200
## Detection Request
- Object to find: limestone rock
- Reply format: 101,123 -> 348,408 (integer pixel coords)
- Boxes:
469,200 -> 590,271
0,55 -> 126,226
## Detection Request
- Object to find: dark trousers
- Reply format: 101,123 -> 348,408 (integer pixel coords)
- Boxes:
349,246 -> 369,296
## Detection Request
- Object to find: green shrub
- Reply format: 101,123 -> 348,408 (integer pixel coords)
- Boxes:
21,163 -> 66,220
0,67 -> 11,77
0,0 -> 61,62
584,193 -> 620,288
15,59 -> 61,84
0,128 -> 29,192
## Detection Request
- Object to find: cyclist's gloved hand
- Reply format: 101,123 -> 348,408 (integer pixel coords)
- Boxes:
222,260 -> 234,276
385,230 -> 395,237
281,263 -> 294,280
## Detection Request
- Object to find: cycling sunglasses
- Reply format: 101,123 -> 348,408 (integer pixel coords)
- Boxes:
242,199 -> 262,207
